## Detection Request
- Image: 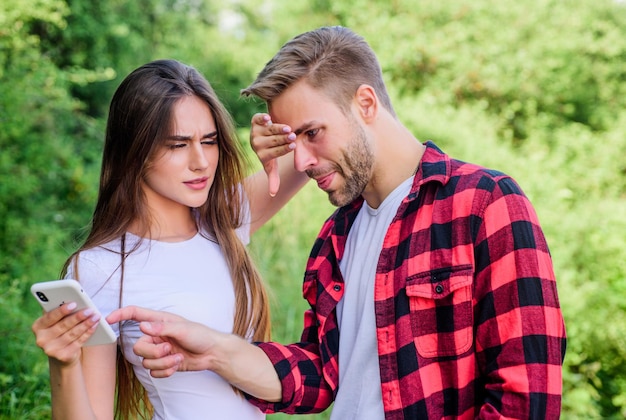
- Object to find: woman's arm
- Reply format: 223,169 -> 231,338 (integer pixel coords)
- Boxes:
33,304 -> 117,420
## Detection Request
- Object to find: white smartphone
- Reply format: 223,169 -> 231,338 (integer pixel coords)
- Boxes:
31,279 -> 117,346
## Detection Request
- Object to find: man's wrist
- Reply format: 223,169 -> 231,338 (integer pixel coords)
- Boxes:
220,336 -> 282,401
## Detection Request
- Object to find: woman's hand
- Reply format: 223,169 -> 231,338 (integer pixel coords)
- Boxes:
32,302 -> 101,366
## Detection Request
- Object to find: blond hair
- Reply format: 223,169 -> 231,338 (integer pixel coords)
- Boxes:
242,26 -> 395,117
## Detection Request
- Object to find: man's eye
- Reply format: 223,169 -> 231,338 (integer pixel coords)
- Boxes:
168,143 -> 186,149
201,140 -> 218,146
305,129 -> 318,139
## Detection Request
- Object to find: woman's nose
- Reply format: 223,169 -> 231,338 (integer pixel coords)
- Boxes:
190,143 -> 209,171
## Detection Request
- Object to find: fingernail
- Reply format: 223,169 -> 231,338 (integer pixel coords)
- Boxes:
287,133 -> 296,140
270,192 -> 276,197
282,126 -> 291,133
288,142 -> 296,150
83,308 -> 94,316
67,302 -> 77,311
91,314 -> 101,322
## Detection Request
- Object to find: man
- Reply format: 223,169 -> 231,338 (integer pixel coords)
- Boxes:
108,26 -> 566,419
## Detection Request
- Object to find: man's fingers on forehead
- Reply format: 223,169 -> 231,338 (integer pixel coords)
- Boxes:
260,114 -> 272,125
252,113 -> 268,124
271,124 -> 293,136
271,136 -> 286,147
271,144 -> 293,158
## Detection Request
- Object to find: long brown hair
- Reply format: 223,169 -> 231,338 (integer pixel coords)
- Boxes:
62,60 -> 270,419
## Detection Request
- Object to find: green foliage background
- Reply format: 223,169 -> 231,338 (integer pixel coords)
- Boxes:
1,0 -> 625,418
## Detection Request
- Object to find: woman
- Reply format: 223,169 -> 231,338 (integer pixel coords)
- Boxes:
31,59 -> 305,419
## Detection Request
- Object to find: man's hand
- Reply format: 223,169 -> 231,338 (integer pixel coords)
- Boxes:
107,306 -> 223,377
107,305 -> 283,401
250,113 -> 296,196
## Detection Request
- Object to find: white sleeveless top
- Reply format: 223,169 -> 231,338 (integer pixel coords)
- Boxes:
69,216 -> 264,419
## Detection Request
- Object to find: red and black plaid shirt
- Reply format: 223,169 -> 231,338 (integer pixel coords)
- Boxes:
248,141 -> 566,419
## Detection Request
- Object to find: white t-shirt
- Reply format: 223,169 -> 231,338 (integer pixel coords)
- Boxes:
68,214 -> 264,419
332,176 -> 414,420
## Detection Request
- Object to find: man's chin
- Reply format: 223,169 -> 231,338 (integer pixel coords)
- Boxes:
328,190 -> 359,207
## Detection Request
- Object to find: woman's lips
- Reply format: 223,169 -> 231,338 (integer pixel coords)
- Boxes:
184,177 -> 209,190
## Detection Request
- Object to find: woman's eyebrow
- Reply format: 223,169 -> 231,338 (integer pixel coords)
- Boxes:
167,135 -> 192,141
166,130 -> 218,141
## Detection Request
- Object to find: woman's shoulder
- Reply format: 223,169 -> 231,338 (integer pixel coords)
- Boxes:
76,237 -> 125,262
67,237 -> 129,281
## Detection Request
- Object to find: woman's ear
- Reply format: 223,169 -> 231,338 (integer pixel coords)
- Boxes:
354,84 -> 378,122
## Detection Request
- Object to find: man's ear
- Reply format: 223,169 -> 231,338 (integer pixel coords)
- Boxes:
354,84 -> 378,122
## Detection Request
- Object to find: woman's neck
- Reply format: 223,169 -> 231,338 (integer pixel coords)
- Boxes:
128,209 -> 199,243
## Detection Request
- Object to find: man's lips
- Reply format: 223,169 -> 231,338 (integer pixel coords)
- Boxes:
184,177 -> 209,190
314,172 -> 335,190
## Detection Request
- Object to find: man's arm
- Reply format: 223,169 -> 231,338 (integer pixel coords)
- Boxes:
243,309 -> 336,414
245,113 -> 309,234
106,306 -> 282,401
474,176 -> 566,419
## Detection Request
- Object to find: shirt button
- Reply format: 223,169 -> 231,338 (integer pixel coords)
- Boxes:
435,283 -> 444,294
333,284 -> 341,292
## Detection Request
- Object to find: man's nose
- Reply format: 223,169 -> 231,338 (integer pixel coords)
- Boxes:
293,142 -> 316,172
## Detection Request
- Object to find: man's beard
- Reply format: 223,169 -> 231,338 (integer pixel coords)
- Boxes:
308,121 -> 374,207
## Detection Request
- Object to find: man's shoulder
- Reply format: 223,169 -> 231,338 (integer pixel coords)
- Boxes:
418,143 -> 533,215
423,141 -> 514,189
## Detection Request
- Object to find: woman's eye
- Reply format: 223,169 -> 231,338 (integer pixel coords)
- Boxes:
201,140 -> 218,146
167,143 -> 186,149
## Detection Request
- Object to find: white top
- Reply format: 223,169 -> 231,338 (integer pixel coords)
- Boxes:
68,211 -> 264,419
332,176 -> 414,420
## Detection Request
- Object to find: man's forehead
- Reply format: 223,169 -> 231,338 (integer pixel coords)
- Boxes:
268,83 -> 338,128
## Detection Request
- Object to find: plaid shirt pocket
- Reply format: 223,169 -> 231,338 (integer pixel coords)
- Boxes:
405,265 -> 474,358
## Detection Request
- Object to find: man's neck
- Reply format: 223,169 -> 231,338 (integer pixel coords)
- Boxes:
362,121 -> 426,209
